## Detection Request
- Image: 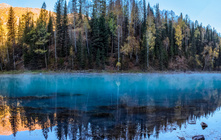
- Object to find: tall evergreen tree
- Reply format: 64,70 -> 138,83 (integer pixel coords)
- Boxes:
62,0 -> 69,57
55,0 -> 63,57
155,4 -> 163,69
47,11 -> 53,61
7,7 -> 16,69
91,1 -> 100,68
99,0 -> 109,69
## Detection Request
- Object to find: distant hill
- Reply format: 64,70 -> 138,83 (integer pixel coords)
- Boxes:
0,3 -> 11,8
0,3 -> 43,33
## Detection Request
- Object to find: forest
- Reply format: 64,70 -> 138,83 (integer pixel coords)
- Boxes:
0,0 -> 221,71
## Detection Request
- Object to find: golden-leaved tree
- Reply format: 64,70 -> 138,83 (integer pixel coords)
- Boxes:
175,24 -> 183,55
121,0 -> 139,63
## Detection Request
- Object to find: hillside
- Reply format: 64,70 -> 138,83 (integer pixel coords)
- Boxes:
0,3 -> 42,33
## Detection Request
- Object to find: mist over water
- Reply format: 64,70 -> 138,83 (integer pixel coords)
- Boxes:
0,73 -> 221,139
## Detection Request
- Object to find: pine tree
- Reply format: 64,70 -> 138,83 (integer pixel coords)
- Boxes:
140,0 -> 147,69
91,2 -> 100,68
23,12 -> 35,68
78,0 -> 83,21
47,11 -> 53,62
47,12 -> 53,35
72,0 -> 78,54
190,22 -> 196,69
7,7 -> 16,69
55,0 -> 63,57
62,0 -> 69,57
169,20 -> 175,59
38,2 -> 47,26
155,4 -> 163,69
99,0 -> 109,69
35,3 -> 50,69
34,26 -> 50,68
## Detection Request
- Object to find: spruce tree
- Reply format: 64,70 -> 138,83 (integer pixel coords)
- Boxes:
62,0 -> 69,57
23,12 -> 34,68
47,12 -> 53,35
7,7 -> 16,69
35,3 -> 50,69
91,3 -> 100,68
99,0 -> 109,69
169,20 -> 174,59
155,4 -> 163,69
47,11 -> 53,61
72,0 -> 77,54
38,2 -> 47,26
55,0 -> 63,57
140,0 -> 147,69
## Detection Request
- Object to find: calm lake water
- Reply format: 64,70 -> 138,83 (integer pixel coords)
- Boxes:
0,73 -> 221,140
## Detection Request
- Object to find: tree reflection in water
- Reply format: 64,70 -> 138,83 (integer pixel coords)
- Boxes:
0,88 -> 221,139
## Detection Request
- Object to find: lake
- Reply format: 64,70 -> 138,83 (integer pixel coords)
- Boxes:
0,73 -> 221,140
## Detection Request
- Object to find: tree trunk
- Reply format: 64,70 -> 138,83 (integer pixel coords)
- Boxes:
48,37 -> 51,63
72,54 -> 74,70
54,31 -> 57,69
73,17 -> 77,53
111,34 -> 113,56
44,46 -> 47,69
85,28 -> 89,54
7,45 -> 9,63
146,34 -> 149,69
13,42 -> 15,70
117,15 -> 120,71
136,48 -> 139,64
0,62 -> 2,71
65,33 -> 68,57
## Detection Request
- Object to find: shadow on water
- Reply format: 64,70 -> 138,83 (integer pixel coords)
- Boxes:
0,74 -> 221,139
0,89 -> 221,139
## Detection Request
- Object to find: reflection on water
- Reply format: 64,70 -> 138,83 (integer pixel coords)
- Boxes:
0,73 -> 221,139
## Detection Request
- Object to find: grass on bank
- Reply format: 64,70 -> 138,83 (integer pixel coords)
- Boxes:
1,69 -> 221,75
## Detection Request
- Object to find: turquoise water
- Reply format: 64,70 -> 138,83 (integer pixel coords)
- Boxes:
0,73 -> 221,139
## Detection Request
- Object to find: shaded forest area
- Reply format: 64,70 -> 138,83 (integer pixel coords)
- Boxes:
1,0 -> 221,71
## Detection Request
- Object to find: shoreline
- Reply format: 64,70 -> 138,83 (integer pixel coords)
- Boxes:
1,70 -> 221,75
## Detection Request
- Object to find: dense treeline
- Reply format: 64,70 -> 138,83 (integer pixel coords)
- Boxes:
0,0 -> 221,71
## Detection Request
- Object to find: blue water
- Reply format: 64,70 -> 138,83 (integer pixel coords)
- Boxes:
0,73 -> 221,139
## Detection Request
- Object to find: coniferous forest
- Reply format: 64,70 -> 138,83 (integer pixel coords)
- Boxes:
1,0 -> 221,71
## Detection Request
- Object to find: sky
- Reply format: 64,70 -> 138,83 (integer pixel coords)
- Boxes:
1,0 -> 221,33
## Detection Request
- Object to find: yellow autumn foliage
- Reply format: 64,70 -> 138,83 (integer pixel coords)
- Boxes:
175,25 -> 183,53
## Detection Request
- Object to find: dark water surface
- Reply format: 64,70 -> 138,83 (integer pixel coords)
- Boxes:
0,73 -> 221,140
